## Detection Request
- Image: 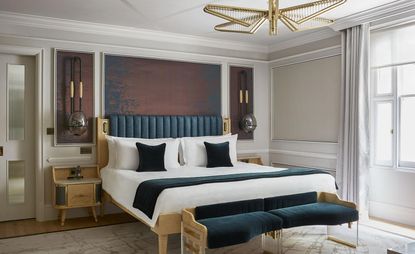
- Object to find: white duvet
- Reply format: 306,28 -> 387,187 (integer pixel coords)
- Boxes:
101,162 -> 337,228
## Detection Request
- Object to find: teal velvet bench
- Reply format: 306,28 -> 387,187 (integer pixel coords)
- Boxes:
182,199 -> 283,254
264,192 -> 359,249
182,192 -> 359,254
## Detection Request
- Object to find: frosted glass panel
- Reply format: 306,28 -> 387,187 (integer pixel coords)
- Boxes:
8,161 -> 25,204
375,67 -> 392,95
400,97 -> 415,163
398,64 -> 415,95
8,64 -> 25,140
375,102 -> 393,165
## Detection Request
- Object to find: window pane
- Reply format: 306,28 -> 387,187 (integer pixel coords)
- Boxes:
395,26 -> 415,64
8,161 -> 25,204
371,32 -> 392,67
398,64 -> 415,95
375,67 -> 392,95
375,102 -> 393,165
400,97 -> 415,164
7,64 -> 25,140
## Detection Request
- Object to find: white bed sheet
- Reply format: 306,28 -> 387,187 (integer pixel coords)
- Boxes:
100,162 -> 337,228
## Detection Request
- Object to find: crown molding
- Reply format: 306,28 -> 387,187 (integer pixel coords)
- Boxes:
330,0 -> 415,31
267,27 -> 339,54
0,11 -> 269,54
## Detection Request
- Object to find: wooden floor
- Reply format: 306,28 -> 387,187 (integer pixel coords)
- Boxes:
0,213 -> 136,239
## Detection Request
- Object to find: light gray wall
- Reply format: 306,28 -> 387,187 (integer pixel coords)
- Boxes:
272,55 -> 341,142
269,39 -> 341,173
0,20 -> 270,221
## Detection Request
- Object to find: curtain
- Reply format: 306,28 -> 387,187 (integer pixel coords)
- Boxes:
336,24 -> 370,215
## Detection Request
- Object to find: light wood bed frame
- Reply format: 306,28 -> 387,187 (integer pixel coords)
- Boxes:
96,117 -> 231,254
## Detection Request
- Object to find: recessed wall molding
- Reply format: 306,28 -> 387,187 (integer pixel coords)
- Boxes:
47,156 -> 94,164
269,149 -> 337,160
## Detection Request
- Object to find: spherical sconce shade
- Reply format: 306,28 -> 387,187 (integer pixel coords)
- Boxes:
239,113 -> 257,133
68,111 -> 88,136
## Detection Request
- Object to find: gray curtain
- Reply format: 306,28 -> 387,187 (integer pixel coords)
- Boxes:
336,24 -> 370,214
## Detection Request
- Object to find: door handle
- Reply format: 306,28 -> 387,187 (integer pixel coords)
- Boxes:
0,146 -> 3,156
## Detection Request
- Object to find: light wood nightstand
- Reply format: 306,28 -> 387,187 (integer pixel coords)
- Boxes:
237,155 -> 263,165
52,165 -> 102,226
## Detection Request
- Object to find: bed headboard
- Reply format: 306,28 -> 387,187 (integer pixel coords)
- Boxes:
96,115 -> 231,169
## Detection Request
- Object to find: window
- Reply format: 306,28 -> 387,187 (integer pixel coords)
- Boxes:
371,23 -> 415,169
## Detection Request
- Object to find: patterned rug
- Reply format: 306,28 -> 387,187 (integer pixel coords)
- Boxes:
0,222 -> 411,254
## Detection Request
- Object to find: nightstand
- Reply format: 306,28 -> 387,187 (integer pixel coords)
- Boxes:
52,165 -> 102,226
237,155 -> 263,165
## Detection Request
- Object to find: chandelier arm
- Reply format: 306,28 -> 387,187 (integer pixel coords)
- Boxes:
214,17 -> 267,34
281,0 -> 346,25
279,15 -> 298,32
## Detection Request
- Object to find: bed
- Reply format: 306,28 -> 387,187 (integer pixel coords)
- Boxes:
96,115 -> 337,254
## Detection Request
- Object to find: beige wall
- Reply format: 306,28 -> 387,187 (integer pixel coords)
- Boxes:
269,39 -> 341,173
272,55 -> 341,142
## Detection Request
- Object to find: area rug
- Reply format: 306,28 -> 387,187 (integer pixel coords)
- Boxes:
0,222 -> 411,254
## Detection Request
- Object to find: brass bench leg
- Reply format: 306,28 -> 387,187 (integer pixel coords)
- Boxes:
327,222 -> 359,248
262,230 -> 282,254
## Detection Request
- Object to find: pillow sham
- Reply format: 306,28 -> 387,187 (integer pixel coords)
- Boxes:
113,137 -> 180,170
136,142 -> 167,172
178,133 -> 231,165
105,135 -> 116,168
204,141 -> 233,168
181,134 -> 237,167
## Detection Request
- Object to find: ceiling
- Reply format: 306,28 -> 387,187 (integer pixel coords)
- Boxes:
0,0 -> 397,45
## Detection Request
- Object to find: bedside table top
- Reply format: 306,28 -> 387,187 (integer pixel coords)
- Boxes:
55,178 -> 101,185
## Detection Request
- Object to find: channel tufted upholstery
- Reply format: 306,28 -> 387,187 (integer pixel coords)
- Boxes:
109,115 -> 223,138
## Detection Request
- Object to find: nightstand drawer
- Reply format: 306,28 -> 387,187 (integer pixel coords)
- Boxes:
67,184 -> 94,207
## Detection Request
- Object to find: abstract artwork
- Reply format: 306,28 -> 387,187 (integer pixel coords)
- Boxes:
104,55 -> 221,116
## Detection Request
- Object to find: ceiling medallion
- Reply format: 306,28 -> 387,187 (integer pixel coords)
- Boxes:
204,0 -> 346,35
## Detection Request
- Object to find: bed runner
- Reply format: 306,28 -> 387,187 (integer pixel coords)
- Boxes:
133,168 -> 335,219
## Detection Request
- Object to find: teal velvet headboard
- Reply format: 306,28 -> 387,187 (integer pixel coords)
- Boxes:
109,115 -> 223,138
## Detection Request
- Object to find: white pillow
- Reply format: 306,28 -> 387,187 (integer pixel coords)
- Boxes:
105,135 -> 116,168
113,137 -> 180,170
181,134 -> 237,167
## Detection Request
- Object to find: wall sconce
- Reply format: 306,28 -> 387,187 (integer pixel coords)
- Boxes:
67,57 -> 88,136
238,70 -> 257,133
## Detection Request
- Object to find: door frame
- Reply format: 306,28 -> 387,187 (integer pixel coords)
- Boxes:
0,45 -> 44,221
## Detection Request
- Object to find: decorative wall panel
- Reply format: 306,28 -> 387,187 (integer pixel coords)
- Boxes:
104,55 -> 221,116
55,50 -> 94,145
230,66 -> 254,140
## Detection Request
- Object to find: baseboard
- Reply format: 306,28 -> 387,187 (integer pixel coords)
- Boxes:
369,201 -> 415,227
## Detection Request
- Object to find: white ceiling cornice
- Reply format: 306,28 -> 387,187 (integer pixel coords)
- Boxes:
330,0 -> 415,31
0,0 -> 414,57
267,27 -> 339,53
0,11 -> 269,54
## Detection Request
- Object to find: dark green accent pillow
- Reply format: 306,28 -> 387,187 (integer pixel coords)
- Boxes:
136,142 -> 166,172
204,141 -> 233,168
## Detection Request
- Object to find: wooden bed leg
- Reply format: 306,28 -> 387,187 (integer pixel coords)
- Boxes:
158,234 -> 168,254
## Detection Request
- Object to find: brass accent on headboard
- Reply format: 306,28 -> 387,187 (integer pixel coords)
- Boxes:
96,118 -> 109,170
223,117 -> 231,134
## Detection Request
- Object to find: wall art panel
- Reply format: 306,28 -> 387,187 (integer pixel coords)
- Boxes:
104,55 -> 221,116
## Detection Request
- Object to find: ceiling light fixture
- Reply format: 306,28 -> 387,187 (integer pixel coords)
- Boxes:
204,0 -> 346,35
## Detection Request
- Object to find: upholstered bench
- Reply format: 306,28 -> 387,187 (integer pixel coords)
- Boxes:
182,199 -> 283,254
264,192 -> 359,248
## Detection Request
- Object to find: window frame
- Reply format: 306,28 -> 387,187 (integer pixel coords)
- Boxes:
370,63 -> 415,170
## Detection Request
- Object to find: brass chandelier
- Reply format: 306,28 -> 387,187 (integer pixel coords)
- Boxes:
204,0 -> 347,35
